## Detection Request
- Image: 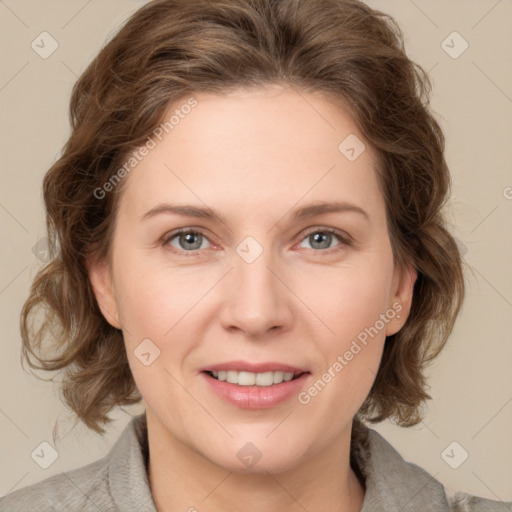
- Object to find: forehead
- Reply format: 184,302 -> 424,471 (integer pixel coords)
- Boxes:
118,87 -> 384,222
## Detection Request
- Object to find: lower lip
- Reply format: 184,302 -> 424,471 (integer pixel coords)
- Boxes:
200,372 -> 310,409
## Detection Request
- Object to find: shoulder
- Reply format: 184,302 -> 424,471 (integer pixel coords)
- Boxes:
0,413 -> 154,512
0,456 -> 113,512
448,492 -> 512,512
351,418 -> 511,512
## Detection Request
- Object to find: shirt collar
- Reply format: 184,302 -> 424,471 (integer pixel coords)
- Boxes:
108,412 -> 157,510
107,412 -> 450,511
350,416 -> 450,511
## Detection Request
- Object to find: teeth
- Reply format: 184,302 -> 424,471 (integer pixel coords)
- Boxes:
209,370 -> 299,386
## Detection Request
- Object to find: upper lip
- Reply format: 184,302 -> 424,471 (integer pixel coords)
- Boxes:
200,360 -> 309,374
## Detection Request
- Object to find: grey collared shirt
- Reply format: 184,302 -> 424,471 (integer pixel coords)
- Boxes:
0,413 -> 509,511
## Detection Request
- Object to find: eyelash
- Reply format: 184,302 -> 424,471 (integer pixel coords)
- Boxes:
161,227 -> 352,257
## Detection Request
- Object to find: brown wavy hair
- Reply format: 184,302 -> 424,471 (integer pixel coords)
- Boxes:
20,0 -> 465,434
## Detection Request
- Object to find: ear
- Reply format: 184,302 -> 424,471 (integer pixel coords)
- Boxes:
85,254 -> 121,329
385,264 -> 417,337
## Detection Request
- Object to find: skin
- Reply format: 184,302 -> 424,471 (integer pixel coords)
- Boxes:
87,85 -> 417,512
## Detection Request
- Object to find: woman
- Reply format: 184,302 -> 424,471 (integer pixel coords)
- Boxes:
1,0 -> 509,510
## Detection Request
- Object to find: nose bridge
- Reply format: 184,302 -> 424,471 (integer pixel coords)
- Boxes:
221,238 -> 291,335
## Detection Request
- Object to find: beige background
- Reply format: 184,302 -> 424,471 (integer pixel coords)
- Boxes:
1,0 -> 511,503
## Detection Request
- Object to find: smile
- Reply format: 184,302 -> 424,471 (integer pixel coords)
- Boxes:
204,370 -> 304,387
200,370 -> 311,409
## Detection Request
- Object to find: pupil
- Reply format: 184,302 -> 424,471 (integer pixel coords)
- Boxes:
182,232 -> 201,250
312,232 -> 330,249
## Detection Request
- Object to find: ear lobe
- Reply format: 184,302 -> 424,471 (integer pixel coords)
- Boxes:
385,265 -> 417,337
85,254 -> 121,329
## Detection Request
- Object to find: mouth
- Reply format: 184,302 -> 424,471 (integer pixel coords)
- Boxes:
200,363 -> 311,408
203,370 -> 307,387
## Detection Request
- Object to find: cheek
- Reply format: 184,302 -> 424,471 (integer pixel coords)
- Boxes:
292,251 -> 393,404
295,267 -> 391,431
296,260 -> 394,341
113,256 -> 188,340
113,264 -> 209,385
116,271 -> 194,412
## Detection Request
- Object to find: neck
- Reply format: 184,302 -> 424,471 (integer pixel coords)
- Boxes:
145,410 -> 366,512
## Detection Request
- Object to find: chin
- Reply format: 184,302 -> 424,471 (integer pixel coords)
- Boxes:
198,435 -> 307,475
216,452 -> 302,475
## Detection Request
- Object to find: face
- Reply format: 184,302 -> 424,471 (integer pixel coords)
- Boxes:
88,85 -> 416,474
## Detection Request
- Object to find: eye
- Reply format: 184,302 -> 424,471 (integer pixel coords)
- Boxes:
296,228 -> 350,253
162,227 -> 351,257
163,228 -> 213,255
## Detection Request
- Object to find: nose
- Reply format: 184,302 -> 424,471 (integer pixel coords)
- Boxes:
218,248 -> 294,338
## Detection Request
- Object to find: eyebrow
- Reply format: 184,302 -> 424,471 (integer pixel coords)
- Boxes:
140,200 -> 370,225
